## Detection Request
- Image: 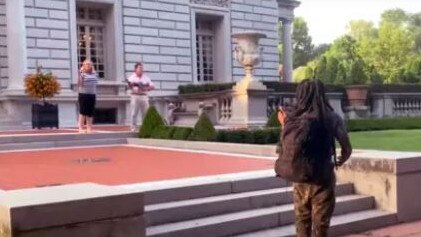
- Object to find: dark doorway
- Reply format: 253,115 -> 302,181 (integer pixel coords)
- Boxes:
94,108 -> 117,124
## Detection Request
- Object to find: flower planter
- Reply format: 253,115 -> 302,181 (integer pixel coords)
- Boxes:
345,85 -> 369,107
32,103 -> 59,129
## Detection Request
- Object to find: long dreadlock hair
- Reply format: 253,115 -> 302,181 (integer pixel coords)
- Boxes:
288,79 -> 333,121
288,78 -> 338,168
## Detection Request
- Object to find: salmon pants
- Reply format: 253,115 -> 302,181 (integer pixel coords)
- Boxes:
293,178 -> 336,237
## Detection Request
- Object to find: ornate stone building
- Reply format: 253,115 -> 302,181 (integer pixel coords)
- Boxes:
0,0 -> 299,129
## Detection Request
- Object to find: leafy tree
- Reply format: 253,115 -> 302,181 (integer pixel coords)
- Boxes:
293,66 -> 314,82
325,35 -> 359,67
325,56 -> 340,84
292,17 -> 314,68
400,56 -> 421,83
279,17 -> 314,68
315,56 -> 328,80
349,60 -> 368,85
312,44 -> 330,58
409,13 -> 421,52
347,20 -> 377,41
362,21 -> 414,83
381,8 -> 409,26
335,63 -> 347,85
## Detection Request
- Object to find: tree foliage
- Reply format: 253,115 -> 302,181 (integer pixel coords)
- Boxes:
292,17 -> 314,68
307,8 -> 421,85
279,17 -> 316,68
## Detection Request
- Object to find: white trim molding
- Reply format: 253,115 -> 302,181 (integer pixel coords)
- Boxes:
70,0 -> 124,82
190,7 -> 233,84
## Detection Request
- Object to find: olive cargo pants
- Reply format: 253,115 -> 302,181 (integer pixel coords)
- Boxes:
293,178 -> 336,237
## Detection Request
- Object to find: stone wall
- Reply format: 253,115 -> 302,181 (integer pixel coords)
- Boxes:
231,0 -> 280,82
122,0 -> 280,94
122,0 -> 193,94
1,0 -> 281,94
24,0 -> 72,88
0,0 -> 7,89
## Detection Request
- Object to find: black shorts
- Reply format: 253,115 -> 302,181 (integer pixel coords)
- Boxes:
78,93 -> 96,117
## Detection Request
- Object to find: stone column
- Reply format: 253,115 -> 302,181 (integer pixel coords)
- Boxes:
6,0 -> 28,91
282,19 -> 293,83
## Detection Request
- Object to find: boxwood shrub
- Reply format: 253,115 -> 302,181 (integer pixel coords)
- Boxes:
188,114 -> 217,141
151,126 -> 176,139
216,128 -> 280,144
171,127 -> 194,140
139,106 -> 166,138
178,82 -> 235,94
347,117 -> 421,132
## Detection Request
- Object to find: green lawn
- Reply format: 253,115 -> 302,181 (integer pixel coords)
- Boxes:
350,129 -> 421,152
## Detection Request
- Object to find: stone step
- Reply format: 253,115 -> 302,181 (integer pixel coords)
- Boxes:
0,138 -> 129,151
234,210 -> 397,237
143,174 -> 287,205
146,194 -> 374,237
0,132 -> 135,146
145,183 -> 354,226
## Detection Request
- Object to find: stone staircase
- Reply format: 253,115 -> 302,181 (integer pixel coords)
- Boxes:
0,132 -> 136,151
144,175 -> 396,237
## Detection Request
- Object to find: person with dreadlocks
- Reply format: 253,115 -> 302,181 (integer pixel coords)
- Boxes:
275,79 -> 352,237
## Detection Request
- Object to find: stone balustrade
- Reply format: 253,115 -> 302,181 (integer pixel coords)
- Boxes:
149,85 -> 421,127
371,93 -> 421,118
150,90 -> 234,126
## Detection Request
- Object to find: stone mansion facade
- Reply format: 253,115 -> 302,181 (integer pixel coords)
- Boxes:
0,0 -> 298,128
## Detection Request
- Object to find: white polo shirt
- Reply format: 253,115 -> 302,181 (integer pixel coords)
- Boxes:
128,73 -> 154,95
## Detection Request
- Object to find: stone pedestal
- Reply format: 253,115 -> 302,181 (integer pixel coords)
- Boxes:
230,31 -> 268,128
229,81 -> 268,128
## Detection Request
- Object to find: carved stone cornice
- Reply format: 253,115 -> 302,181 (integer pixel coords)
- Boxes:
190,0 -> 230,8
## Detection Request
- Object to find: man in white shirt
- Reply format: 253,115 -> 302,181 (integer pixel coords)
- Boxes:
128,62 -> 155,131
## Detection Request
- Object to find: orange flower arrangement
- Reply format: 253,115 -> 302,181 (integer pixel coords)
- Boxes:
24,67 -> 61,103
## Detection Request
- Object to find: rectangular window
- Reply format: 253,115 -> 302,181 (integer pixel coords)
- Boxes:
196,19 -> 215,82
77,7 -> 106,79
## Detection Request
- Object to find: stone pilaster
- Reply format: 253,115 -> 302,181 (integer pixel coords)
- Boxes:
6,0 -> 28,91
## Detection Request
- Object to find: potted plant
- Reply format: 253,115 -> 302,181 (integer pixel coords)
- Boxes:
345,60 -> 370,107
24,67 -> 61,129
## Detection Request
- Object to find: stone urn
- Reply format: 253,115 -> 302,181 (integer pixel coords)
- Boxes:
345,85 -> 369,107
232,31 -> 267,91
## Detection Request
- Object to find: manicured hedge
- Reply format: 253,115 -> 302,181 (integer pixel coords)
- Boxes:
151,126 -> 176,139
171,127 -> 194,140
216,128 -> 280,144
139,106 -> 166,138
188,114 -> 217,141
178,83 -> 235,94
346,117 -> 421,132
266,111 -> 281,128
